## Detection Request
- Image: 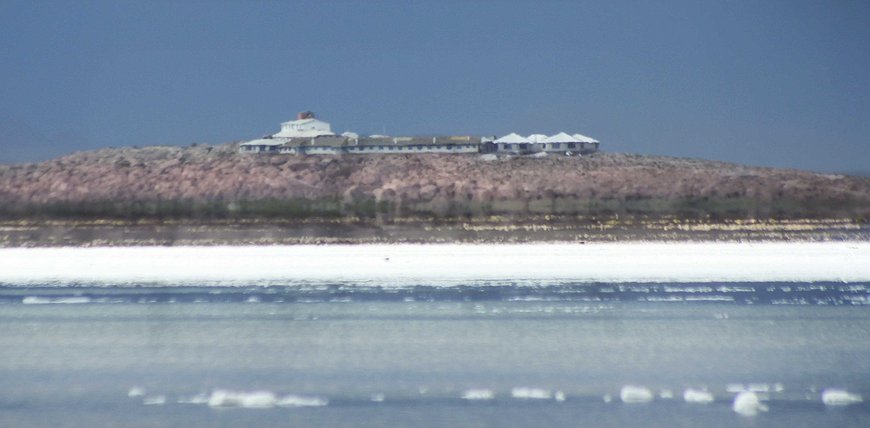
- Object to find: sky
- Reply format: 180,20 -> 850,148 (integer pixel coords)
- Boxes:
1,0 -> 868,173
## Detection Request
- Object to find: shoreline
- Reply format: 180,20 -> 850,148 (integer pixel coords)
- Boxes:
0,218 -> 867,247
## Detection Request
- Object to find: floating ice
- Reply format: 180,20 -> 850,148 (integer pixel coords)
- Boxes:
748,383 -> 770,392
555,391 -> 566,402
207,390 -> 277,408
276,395 -> 328,407
620,386 -> 654,403
822,389 -> 863,406
602,394 -> 613,403
659,389 -> 674,399
370,393 -> 385,402
143,395 -> 166,406
733,391 -> 768,416
511,387 -> 552,400
462,389 -> 495,400
127,387 -> 146,398
683,388 -> 714,404
22,296 -> 90,304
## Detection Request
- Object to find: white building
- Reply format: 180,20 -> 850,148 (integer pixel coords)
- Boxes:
572,133 -> 601,152
493,133 -> 531,153
238,138 -> 284,153
240,111 -> 335,153
239,113 -> 600,156
273,111 -> 334,138
493,132 -> 600,155
541,132 -> 582,152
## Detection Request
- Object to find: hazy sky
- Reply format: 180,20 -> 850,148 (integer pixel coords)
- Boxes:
1,0 -> 868,172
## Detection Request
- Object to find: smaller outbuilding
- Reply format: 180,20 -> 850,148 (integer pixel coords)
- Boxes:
572,133 -> 601,152
541,132 -> 582,153
493,133 -> 531,154
239,138 -> 284,153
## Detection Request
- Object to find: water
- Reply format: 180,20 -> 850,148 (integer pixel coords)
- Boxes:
1,284 -> 869,427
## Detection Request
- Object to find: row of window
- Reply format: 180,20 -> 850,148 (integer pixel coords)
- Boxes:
279,145 -> 476,152
499,142 -> 589,150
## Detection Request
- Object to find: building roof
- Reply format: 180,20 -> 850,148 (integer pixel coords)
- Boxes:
494,133 -> 530,144
273,135 -> 484,149
355,136 -> 480,147
273,117 -> 334,138
280,118 -> 322,126
543,132 -> 582,143
240,138 -> 285,147
572,133 -> 600,143
527,134 -> 548,143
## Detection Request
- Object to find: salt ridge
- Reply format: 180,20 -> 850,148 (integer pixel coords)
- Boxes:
1,242 -> 869,286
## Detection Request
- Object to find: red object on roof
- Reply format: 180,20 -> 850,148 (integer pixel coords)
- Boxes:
297,111 -> 315,120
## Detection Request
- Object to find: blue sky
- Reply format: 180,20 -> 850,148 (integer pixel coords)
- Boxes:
1,0 -> 868,172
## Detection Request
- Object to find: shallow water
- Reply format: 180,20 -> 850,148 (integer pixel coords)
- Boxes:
1,284 -> 869,427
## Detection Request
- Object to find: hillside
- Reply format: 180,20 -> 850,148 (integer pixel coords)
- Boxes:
1,143 -> 869,222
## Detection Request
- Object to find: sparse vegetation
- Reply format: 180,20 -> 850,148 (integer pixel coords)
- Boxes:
1,143 -> 868,227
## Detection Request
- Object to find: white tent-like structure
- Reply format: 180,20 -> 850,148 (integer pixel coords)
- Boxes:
493,133 -> 530,153
494,133 -> 530,144
572,133 -> 599,143
527,134 -> 548,143
542,132 -> 582,143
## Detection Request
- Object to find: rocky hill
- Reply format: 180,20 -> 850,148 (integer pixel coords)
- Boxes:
1,143 -> 869,221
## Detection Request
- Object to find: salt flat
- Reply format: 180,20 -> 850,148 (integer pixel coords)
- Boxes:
0,242 -> 868,286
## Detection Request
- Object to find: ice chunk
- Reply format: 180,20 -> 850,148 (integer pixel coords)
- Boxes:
511,387 -> 552,399
822,389 -> 863,406
127,387 -> 146,398
207,390 -> 277,408
462,389 -> 495,400
659,389 -> 674,399
22,296 -> 90,304
620,385 -> 653,403
733,391 -> 768,416
276,395 -> 328,407
370,393 -> 385,402
683,388 -> 714,404
555,391 -> 566,402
